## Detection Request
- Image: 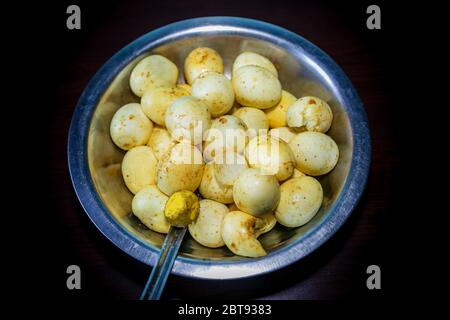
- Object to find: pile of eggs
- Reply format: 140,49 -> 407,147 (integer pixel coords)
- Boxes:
109,48 -> 339,258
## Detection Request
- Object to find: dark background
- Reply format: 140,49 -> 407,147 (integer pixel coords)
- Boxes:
25,0 -> 405,300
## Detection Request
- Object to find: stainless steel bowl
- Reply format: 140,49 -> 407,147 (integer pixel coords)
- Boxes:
68,17 -> 370,279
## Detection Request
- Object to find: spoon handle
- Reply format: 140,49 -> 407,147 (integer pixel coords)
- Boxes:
140,226 -> 187,300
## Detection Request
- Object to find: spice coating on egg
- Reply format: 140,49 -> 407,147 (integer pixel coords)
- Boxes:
275,176 -> 323,227
269,126 -> 297,143
221,210 -> 267,257
289,131 -> 339,176
110,103 -> 153,150
184,47 -> 224,85
130,55 -> 178,97
141,86 -> 189,126
192,72 -> 235,117
199,162 -> 234,204
214,152 -> 248,187
245,135 -> 295,181
254,212 -> 277,236
286,96 -> 333,133
232,51 -> 278,77
165,96 -> 211,145
233,107 -> 269,139
233,168 -> 280,217
203,115 -> 248,162
132,185 -> 171,234
232,65 -> 282,109
188,199 -> 229,248
147,126 -> 175,161
265,90 -> 297,128
156,142 -> 204,196
122,146 -> 158,194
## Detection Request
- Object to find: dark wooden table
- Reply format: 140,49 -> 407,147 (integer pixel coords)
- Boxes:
40,0 -> 401,299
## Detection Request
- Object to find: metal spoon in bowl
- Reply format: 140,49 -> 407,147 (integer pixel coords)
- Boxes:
140,190 -> 200,300
140,226 -> 186,300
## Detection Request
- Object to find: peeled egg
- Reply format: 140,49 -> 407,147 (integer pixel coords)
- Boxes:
269,126 -> 297,143
199,162 -> 234,204
232,51 -> 278,77
184,47 -> 224,85
203,115 -> 248,162
122,146 -> 158,194
156,142 -> 204,195
132,185 -> 170,234
289,131 -> 339,176
147,126 -> 175,160
214,152 -> 248,187
129,55 -> 178,97
265,90 -> 297,128
275,176 -> 323,227
141,86 -> 189,126
233,168 -> 280,217
110,103 -> 153,150
176,83 -> 192,95
221,210 -> 266,257
233,107 -> 269,139
165,96 -> 211,145
255,212 -> 277,235
245,135 -> 295,181
286,96 -> 333,133
293,168 -> 306,178
192,72 -> 235,117
232,65 -> 282,109
188,199 -> 229,248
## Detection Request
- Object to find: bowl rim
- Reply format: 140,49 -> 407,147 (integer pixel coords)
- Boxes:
68,16 -> 371,280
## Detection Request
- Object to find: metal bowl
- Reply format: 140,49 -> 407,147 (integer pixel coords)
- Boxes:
68,17 -> 370,279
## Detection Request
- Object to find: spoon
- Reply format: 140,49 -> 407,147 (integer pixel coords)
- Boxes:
140,226 -> 186,300
140,190 -> 199,300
